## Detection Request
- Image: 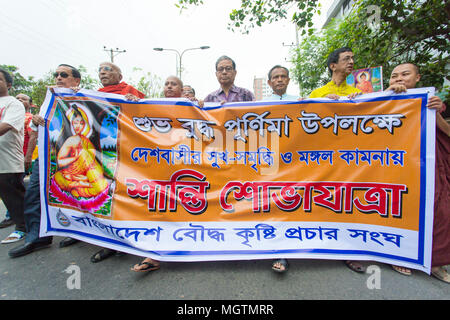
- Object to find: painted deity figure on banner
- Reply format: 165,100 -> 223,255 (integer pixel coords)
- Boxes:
356,71 -> 374,93
50,102 -> 110,212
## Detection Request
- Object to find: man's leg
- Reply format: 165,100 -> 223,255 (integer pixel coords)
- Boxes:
24,158 -> 52,244
0,173 -> 26,233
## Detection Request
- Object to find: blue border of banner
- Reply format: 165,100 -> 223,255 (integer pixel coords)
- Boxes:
42,91 -> 431,266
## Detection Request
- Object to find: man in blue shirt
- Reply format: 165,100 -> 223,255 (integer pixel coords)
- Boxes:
262,65 -> 298,101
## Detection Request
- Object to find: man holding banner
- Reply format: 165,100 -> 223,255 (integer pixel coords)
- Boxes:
130,75 -> 184,272
386,62 -> 449,283
9,64 -> 82,258
307,48 -> 366,273
309,47 -> 361,100
89,62 -> 146,263
205,55 -> 254,103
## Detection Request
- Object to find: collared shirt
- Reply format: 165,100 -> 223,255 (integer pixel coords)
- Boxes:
262,93 -> 299,101
309,80 -> 361,98
204,84 -> 254,103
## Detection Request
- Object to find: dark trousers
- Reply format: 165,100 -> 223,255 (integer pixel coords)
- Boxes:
0,172 -> 26,232
24,158 -> 52,244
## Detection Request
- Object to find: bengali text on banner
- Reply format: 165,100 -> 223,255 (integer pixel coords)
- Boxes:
38,87 -> 436,273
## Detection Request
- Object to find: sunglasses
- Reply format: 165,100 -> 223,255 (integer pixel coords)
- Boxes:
98,66 -> 114,72
53,72 -> 70,78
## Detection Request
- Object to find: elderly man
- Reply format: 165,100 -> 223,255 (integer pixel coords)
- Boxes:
0,68 -> 26,244
386,63 -> 449,283
9,64 -> 82,257
98,62 -> 145,99
204,56 -> 254,103
263,65 -> 298,101
88,63 -> 146,263
309,47 -> 361,99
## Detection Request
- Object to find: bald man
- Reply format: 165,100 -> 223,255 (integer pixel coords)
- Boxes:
97,62 -> 145,99
386,63 -> 450,282
164,75 -> 183,98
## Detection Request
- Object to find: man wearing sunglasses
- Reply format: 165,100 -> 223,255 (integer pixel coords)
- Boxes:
9,64 -> 81,258
97,62 -> 145,100
204,55 -> 254,104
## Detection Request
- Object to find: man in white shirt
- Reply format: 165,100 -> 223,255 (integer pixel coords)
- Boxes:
262,65 -> 298,101
0,68 -> 26,243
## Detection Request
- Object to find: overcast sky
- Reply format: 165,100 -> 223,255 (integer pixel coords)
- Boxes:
1,0 -> 333,99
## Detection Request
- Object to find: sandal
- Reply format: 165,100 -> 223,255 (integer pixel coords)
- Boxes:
90,248 -> 116,263
392,265 -> 412,276
272,259 -> 289,273
1,231 -> 25,244
344,260 -> 366,273
431,266 -> 450,283
131,258 -> 160,272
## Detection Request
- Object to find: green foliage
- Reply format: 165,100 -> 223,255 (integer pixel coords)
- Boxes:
128,68 -> 164,98
176,0 -> 320,35
0,65 -> 35,97
291,0 -> 450,101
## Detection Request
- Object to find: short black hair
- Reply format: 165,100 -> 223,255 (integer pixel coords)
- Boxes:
58,64 -> 81,79
215,55 -> 236,70
268,65 -> 289,80
0,68 -> 13,85
326,47 -> 353,75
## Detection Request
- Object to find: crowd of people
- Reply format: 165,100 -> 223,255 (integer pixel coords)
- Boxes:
0,47 -> 449,284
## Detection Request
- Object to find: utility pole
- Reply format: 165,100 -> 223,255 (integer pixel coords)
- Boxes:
282,25 -> 301,95
103,46 -> 126,63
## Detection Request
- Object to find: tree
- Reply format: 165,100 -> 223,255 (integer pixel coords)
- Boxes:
176,0 -> 320,35
0,65 -> 35,97
128,68 -> 164,98
291,0 -> 449,101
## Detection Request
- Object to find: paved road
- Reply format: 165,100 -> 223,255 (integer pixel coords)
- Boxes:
0,201 -> 448,302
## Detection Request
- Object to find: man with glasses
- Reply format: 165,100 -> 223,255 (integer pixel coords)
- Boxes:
308,48 -> 365,274
87,62 -> 145,263
9,64 -> 81,257
309,47 -> 361,100
204,56 -> 254,103
97,62 -> 145,99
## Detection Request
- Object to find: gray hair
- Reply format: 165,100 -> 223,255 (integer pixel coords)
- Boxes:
215,55 -> 236,70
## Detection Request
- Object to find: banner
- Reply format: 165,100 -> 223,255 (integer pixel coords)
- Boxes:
347,66 -> 383,93
39,88 -> 436,273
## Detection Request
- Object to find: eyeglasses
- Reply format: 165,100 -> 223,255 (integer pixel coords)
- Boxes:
216,66 -> 234,73
53,72 -> 70,78
98,66 -> 114,72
